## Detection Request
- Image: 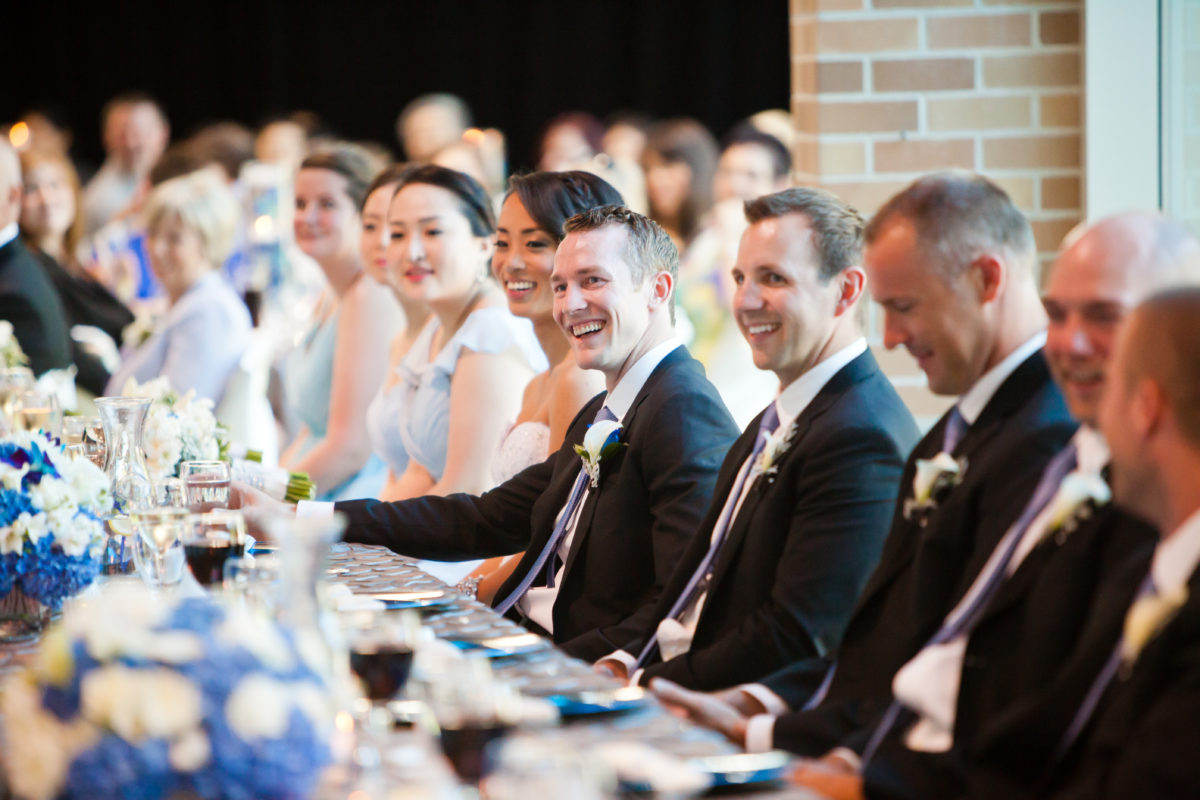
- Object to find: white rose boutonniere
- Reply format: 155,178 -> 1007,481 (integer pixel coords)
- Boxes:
749,423 -> 797,484
904,452 -> 966,522
574,419 -> 624,489
1042,471 -> 1111,544
1121,584 -> 1188,667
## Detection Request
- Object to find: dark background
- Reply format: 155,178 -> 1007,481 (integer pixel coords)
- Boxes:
6,0 -> 789,174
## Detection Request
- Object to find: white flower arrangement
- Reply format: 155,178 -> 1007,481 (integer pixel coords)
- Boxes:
0,320 -> 29,368
1042,471 -> 1112,543
1121,583 -> 1188,666
904,452 -> 967,522
119,377 -> 225,480
749,422 -> 797,483
1,583 -> 334,800
574,419 -> 624,489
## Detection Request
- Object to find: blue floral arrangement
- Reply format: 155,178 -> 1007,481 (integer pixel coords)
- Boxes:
0,430 -> 110,611
1,586 -> 334,800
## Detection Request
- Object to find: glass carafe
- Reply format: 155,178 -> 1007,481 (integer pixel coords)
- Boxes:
95,396 -> 154,574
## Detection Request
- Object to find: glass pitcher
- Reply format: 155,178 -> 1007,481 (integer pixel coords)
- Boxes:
95,396 -> 154,574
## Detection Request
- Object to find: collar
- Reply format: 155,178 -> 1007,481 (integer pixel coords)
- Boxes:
957,331 -> 1047,425
1152,507 -> 1200,596
0,223 -> 18,249
604,337 -> 683,421
774,338 -> 867,430
1074,425 -> 1110,476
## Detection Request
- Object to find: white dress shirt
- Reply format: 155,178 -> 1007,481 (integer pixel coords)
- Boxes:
741,330 -> 1050,754
518,337 -> 684,634
0,222 -> 18,249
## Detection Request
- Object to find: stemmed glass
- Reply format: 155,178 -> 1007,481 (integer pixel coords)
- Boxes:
10,390 -> 62,438
180,460 -> 231,512
423,655 -> 520,787
183,510 -> 247,587
130,507 -> 189,590
0,366 -> 35,430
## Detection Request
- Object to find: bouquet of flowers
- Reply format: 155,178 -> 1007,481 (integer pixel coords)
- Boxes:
0,430 -> 111,623
1,585 -> 334,800
0,320 -> 29,367
119,377 -> 227,481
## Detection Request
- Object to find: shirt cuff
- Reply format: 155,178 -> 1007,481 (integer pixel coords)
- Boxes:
597,650 -> 638,677
296,500 -> 335,519
826,747 -> 863,773
744,714 -> 776,753
739,683 -> 789,716
630,668 -> 645,687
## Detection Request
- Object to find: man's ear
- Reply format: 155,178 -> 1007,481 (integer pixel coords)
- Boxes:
969,253 -> 1004,303
1131,377 -> 1166,439
647,271 -> 673,310
833,266 -> 866,317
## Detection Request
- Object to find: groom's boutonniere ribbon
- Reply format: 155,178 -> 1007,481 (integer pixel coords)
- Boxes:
574,419 -> 625,489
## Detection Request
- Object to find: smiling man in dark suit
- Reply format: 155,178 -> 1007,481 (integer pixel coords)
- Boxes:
593,187 -> 918,691
654,172 -> 1076,760
327,206 -> 739,654
0,139 -> 71,377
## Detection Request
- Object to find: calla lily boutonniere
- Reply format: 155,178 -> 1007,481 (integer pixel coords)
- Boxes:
904,452 -> 967,522
1122,584 -> 1189,667
574,419 -> 625,488
1042,471 -> 1111,544
749,422 -> 798,484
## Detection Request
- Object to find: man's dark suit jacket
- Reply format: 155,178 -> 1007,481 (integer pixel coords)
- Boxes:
858,505 -> 1156,800
0,236 -> 71,376
1036,558 -> 1200,800
336,345 -> 739,659
622,349 -> 919,691
764,350 -> 1077,756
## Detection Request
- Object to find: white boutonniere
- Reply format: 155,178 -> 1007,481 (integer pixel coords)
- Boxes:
904,452 -> 967,522
1121,584 -> 1189,667
573,419 -> 624,489
1042,471 -> 1111,544
749,422 -> 797,484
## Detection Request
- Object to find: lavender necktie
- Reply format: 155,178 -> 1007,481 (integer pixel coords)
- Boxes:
942,405 -> 968,454
493,405 -> 618,616
633,403 -> 781,669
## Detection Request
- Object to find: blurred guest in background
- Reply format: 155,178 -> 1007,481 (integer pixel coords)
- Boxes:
395,93 -> 472,165
280,144 -> 401,500
104,168 -> 249,402
641,118 -> 719,251
0,139 -> 72,377
377,165 -> 544,503
538,113 -> 605,172
83,92 -> 169,234
18,147 -> 133,394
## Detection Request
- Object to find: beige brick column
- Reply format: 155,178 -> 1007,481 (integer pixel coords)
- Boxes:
791,0 -> 1082,426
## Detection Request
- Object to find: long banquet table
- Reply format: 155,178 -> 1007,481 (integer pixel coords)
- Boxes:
0,542 -> 822,799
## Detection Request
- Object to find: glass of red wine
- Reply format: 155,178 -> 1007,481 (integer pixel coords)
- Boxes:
183,510 -> 247,588
344,609 -> 422,763
425,656 -> 520,787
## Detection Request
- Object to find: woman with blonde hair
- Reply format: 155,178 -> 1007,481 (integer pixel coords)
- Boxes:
104,167 -> 249,402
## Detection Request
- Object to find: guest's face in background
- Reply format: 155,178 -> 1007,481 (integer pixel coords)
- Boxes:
387,182 -> 490,309
553,226 -> 654,377
643,151 -> 691,220
1042,236 -> 1138,427
866,218 -> 990,396
20,161 -> 76,241
104,102 -> 168,175
494,194 -> 557,321
360,184 -> 398,287
294,168 -> 360,267
147,213 -> 208,303
714,144 -> 779,204
540,124 -> 594,172
733,214 -> 842,387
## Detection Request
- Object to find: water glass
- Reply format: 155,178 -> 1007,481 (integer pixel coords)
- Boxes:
131,507 -> 189,590
223,553 -> 280,615
153,478 -> 187,508
0,366 -> 35,424
10,390 -> 62,438
180,460 -> 231,512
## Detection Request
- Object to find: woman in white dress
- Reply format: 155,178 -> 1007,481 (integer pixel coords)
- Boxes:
462,171 -> 623,602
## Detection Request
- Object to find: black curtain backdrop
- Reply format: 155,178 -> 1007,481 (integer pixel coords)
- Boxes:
7,0 -> 789,174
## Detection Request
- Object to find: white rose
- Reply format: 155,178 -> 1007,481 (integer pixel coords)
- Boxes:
7,511 -> 48,553
226,674 -> 292,740
81,665 -> 202,741
582,419 -> 622,459
168,728 -> 211,772
0,524 -> 23,555
30,477 -> 74,512
0,462 -> 30,491
1,675 -> 97,800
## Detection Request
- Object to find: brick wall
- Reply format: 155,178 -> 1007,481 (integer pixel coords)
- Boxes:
790,0 -> 1083,427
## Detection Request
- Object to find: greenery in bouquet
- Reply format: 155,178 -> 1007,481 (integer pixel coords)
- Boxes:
119,377 -> 229,481
0,430 -> 111,610
0,320 -> 29,368
1,586 -> 334,800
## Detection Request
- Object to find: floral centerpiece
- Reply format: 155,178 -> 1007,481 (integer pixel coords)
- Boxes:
119,377 -> 227,481
1,585 -> 334,800
0,320 -> 29,368
0,430 -> 111,636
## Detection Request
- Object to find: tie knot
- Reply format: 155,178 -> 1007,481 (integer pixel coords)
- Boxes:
758,403 -> 781,438
594,405 -> 617,424
942,406 -> 968,453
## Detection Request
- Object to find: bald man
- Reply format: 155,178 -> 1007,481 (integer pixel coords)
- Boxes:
0,140 -> 71,376
798,212 -> 1200,800
1034,287 -> 1200,798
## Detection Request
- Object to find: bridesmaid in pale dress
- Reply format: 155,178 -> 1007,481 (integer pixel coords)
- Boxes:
462,171 -> 623,602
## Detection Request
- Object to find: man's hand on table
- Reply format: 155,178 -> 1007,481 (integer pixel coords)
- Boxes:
228,481 -> 293,541
594,658 -> 630,680
790,752 -> 864,800
650,678 -> 751,747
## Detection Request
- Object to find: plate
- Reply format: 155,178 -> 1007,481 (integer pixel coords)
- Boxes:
446,632 -> 548,657
542,685 -> 649,717
689,750 -> 790,788
371,590 -> 455,609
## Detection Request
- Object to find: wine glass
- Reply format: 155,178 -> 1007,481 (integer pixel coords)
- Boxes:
180,460 -> 231,512
0,366 -> 34,427
10,390 -> 62,438
131,507 -> 189,590
346,609 -> 422,708
425,656 -> 520,786
183,510 -> 247,587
